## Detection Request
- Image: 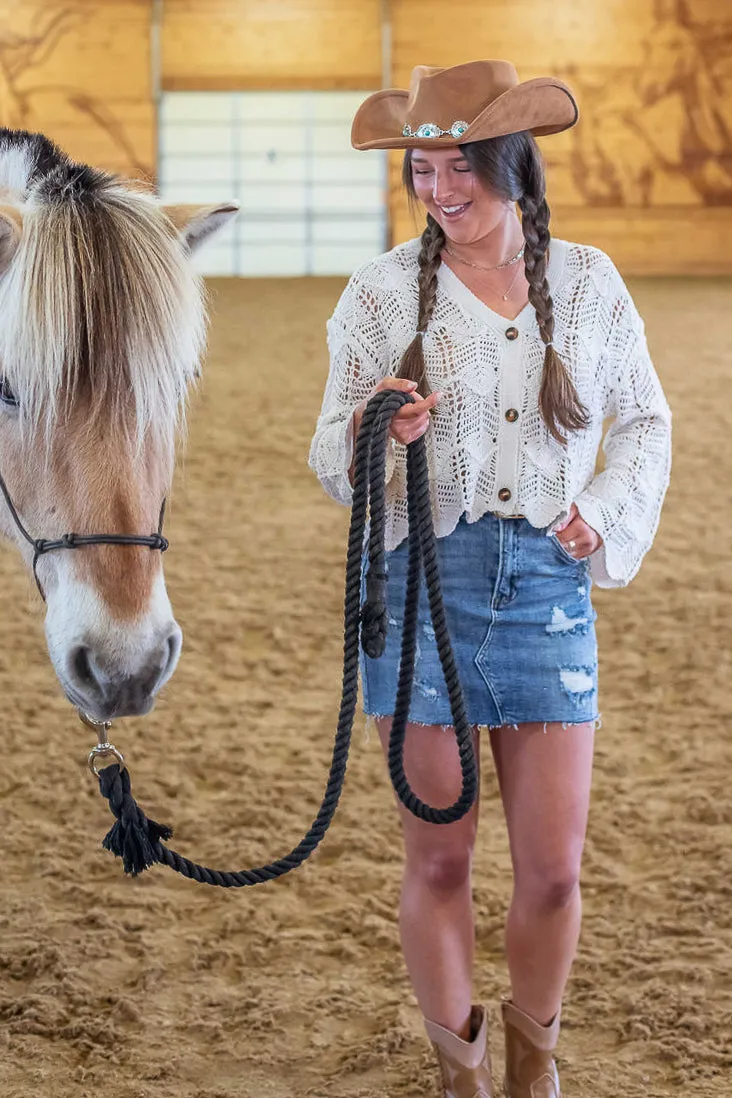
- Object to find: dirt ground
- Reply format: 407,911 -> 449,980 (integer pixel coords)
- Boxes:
0,275 -> 730,1098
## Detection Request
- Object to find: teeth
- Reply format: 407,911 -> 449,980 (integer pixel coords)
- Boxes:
441,204 -> 466,214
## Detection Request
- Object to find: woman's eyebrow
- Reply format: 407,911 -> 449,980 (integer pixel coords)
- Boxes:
411,155 -> 469,165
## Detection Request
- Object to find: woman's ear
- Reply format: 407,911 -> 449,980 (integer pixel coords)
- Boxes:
162,201 -> 239,252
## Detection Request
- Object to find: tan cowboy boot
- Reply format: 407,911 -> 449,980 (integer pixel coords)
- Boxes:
424,1005 -> 494,1098
501,1000 -> 561,1098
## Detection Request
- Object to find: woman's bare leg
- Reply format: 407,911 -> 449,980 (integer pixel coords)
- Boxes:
376,718 -> 481,1039
490,721 -> 595,1024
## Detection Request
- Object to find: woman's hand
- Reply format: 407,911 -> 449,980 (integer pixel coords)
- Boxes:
352,379 -> 442,446
554,503 -> 603,559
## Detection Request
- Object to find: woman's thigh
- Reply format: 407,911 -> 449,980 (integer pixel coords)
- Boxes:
489,722 -> 595,884
375,718 -> 482,862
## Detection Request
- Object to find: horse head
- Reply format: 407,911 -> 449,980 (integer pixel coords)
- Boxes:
0,130 -> 237,721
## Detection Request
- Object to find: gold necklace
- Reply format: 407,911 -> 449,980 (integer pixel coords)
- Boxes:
445,244 -> 526,301
444,242 -> 525,272
493,262 -> 525,302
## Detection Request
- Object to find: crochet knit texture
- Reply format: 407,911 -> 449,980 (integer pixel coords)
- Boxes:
308,238 -> 672,588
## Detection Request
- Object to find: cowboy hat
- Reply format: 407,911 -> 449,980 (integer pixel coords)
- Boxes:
351,60 -> 578,151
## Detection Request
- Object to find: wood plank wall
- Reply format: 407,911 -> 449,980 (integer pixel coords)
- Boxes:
389,0 -> 732,274
1,0 -> 730,272
161,0 -> 383,91
0,1 -> 154,180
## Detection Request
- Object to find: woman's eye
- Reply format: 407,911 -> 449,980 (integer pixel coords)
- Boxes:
413,169 -> 433,175
0,377 -> 19,407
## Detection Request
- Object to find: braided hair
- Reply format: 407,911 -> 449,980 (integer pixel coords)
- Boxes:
393,212 -> 445,398
401,133 -> 589,443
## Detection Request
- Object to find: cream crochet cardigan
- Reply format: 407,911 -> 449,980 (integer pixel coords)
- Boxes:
308,237 -> 672,588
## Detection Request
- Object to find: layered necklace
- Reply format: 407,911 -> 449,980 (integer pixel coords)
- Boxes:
444,241 -> 525,301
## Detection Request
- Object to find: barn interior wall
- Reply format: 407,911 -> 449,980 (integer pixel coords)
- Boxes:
0,1 -> 154,180
0,1 -> 730,273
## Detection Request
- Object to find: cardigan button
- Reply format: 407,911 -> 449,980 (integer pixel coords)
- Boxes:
505,408 -> 519,422
498,488 -> 512,502
505,326 -> 519,340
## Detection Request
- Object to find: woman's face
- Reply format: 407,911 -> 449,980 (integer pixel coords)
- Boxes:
409,147 -> 512,245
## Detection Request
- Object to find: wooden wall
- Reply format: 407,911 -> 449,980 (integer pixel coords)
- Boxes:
389,0 -> 732,274
161,0 -> 383,91
0,0 -> 730,273
0,1 -> 154,179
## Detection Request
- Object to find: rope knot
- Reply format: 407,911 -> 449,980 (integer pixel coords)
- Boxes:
360,566 -> 388,659
98,764 -> 172,876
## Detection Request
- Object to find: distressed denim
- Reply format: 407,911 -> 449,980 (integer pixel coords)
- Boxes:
360,513 -> 599,728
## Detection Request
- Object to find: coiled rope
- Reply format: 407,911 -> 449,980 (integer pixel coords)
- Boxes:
93,389 -> 478,885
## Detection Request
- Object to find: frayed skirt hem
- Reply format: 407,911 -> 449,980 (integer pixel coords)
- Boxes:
363,712 -> 603,735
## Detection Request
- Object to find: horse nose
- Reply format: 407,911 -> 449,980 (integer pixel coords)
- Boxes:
68,626 -> 182,720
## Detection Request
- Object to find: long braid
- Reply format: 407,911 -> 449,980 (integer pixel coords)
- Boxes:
396,213 -> 445,397
518,153 -> 589,444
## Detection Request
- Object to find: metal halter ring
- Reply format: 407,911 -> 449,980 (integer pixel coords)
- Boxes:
80,710 -> 126,777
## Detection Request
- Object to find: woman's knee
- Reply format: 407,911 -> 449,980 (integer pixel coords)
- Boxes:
513,860 -> 582,911
404,838 -> 475,894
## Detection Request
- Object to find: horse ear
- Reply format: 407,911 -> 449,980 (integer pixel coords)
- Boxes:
163,202 -> 239,253
0,206 -> 23,274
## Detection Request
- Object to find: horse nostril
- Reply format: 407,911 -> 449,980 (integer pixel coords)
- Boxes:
164,628 -> 182,678
73,646 -> 97,690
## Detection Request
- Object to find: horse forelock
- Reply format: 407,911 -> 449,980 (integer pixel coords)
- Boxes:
0,146 -> 206,457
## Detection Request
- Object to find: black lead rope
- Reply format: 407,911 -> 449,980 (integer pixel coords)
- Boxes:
88,389 -> 478,885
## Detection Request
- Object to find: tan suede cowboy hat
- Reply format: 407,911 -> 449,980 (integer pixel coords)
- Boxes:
351,59 -> 578,151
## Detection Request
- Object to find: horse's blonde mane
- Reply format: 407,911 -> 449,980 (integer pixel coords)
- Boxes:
0,152 -> 206,454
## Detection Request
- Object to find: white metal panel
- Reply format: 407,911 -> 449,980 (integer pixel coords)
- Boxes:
312,218 -> 384,244
191,245 -> 237,276
237,155 -> 309,185
310,155 -> 383,185
238,244 -> 308,277
160,93 -> 236,124
160,124 -> 235,156
311,92 -> 365,119
312,243 -> 382,276
158,181 -> 238,204
160,157 -> 235,185
158,91 -> 387,277
240,219 -> 308,244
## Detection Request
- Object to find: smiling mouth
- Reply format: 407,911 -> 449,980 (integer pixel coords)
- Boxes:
437,203 -> 471,218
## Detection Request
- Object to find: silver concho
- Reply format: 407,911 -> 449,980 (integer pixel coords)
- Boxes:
402,120 -> 470,139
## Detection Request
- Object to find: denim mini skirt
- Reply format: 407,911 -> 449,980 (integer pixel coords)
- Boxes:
360,513 -> 599,729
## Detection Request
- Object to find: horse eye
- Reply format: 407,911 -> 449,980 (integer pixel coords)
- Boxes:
0,377 -> 18,407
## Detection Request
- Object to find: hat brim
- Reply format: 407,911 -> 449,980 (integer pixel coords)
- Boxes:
351,77 -> 578,151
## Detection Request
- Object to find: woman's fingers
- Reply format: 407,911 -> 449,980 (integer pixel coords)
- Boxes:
392,416 -> 433,444
393,391 -> 442,427
401,390 -> 441,415
391,416 -> 436,444
556,508 -> 603,557
366,382 -> 441,444
374,378 -> 419,394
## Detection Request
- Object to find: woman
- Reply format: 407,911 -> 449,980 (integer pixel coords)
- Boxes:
308,60 -> 671,1098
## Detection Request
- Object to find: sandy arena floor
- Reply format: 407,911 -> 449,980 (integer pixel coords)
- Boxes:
0,276 -> 730,1098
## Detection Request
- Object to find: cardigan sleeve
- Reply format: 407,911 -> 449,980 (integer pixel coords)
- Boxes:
575,265 -> 672,588
308,267 -> 395,506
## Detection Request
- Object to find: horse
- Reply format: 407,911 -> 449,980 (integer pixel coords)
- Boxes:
0,127 -> 237,722
563,2 -> 732,207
